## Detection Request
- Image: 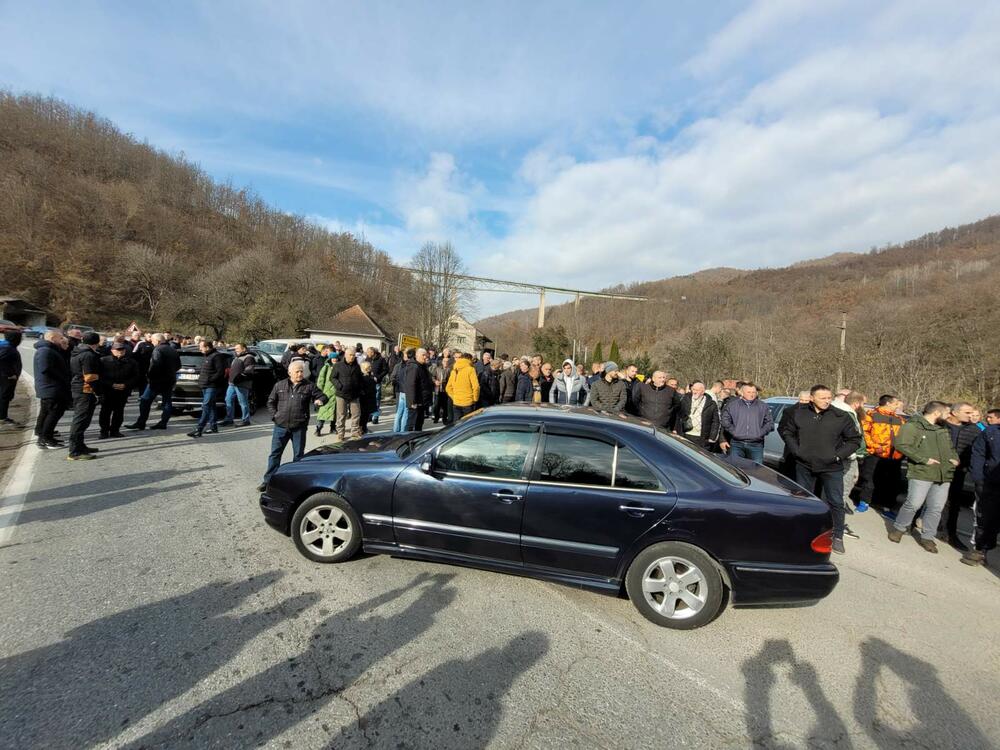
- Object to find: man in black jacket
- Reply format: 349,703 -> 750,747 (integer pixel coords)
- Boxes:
220,343 -> 255,428
404,347 -> 434,431
131,332 -> 154,396
129,333 -> 181,430
67,332 -> 103,460
937,402 -> 981,550
332,347 -> 364,441
33,331 -> 71,449
98,340 -> 138,439
366,347 -> 388,424
188,340 -> 228,438
259,360 -> 328,490
631,370 -> 678,428
0,330 -> 23,426
674,380 -> 720,449
779,384 -> 863,555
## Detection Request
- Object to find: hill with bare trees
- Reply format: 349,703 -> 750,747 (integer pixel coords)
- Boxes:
478,216 -> 1000,405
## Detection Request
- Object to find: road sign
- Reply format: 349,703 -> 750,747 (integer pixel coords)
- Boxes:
398,334 -> 421,350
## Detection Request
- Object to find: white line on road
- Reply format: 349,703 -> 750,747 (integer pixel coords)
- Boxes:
0,373 -> 37,546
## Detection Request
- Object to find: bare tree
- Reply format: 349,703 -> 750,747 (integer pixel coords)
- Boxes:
409,241 -> 476,349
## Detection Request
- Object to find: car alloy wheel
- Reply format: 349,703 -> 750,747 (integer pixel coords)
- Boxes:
640,556 -> 707,620
625,541 -> 724,629
290,493 -> 362,563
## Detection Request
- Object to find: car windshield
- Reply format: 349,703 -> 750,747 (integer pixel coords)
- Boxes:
255,341 -> 287,355
654,428 -> 747,486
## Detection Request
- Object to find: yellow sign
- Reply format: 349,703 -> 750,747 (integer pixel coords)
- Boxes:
398,334 -> 422,350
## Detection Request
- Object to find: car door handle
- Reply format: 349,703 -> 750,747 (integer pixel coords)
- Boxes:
492,491 -> 523,503
619,504 -> 656,513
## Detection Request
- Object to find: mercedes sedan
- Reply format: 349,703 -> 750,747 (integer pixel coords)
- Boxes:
259,404 -> 839,629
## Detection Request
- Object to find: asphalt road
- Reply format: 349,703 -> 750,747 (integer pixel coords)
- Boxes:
2,341 -> 999,749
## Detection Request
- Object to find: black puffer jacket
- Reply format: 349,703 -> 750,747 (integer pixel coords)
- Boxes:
944,421 -> 982,469
70,345 -> 102,397
631,382 -> 679,428
332,358 -> 364,400
588,377 -> 627,414
403,361 -> 434,407
198,349 -> 229,388
33,340 -> 71,401
267,378 -> 328,429
147,343 -> 181,387
99,354 -> 139,393
779,403 -> 862,474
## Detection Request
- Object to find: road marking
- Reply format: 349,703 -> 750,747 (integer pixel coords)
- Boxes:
0,373 -> 38,546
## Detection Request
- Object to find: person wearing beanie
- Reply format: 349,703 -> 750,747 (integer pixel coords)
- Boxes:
587,361 -> 626,414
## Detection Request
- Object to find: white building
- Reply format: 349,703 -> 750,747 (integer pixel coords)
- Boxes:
304,304 -> 392,353
443,314 -> 493,354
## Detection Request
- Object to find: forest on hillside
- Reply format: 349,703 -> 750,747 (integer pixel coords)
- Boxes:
0,93 -> 438,342
479,216 -> 1000,406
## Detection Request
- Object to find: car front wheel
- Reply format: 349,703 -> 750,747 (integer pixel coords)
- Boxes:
625,542 -> 724,629
290,493 -> 362,563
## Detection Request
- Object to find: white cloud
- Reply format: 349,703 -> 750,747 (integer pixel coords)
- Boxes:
483,1 -> 1000,296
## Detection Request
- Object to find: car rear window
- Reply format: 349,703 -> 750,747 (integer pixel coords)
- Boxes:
654,429 -> 747,486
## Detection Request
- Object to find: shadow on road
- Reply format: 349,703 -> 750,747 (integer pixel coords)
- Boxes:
0,572 -> 312,749
742,637 -> 991,749
335,631 -> 549,749
122,571 -> 458,748
22,466 -> 224,505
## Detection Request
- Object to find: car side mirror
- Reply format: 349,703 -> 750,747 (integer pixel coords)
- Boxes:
420,455 -> 434,473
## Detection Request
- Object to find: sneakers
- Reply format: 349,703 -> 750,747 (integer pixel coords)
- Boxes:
37,439 -> 59,450
206,426 -> 218,434
887,528 -> 903,543
832,538 -> 845,554
238,420 -> 251,427
843,525 -> 860,539
856,501 -> 869,513
187,430 -> 202,438
918,538 -> 939,554
961,550 -> 985,567
67,453 -> 95,461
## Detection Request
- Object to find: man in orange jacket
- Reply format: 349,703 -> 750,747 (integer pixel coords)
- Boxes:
857,394 -> 906,512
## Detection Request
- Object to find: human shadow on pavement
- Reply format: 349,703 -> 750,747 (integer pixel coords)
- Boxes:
7,480 -> 203,526
741,639 -> 852,750
854,637 -> 991,749
123,571 -> 458,749
334,631 -> 549,749
0,572 -> 311,750
22,466 -> 225,505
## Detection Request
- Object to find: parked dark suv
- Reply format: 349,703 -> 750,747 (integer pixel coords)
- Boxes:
172,346 -> 285,417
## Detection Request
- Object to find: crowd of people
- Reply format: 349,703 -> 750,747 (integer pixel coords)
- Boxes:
1,330 -> 997,568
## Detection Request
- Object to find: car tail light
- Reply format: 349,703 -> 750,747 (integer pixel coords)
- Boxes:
811,530 -> 833,554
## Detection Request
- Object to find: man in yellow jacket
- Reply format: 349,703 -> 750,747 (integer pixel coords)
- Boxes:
445,352 -> 480,420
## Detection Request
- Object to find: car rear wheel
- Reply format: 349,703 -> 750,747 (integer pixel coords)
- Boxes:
291,493 -> 362,564
625,542 -> 724,629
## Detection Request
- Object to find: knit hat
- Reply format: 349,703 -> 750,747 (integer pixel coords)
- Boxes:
603,361 -> 619,373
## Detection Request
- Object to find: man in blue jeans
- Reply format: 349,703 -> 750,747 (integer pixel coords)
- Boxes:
188,340 -> 228,438
258,361 -> 328,491
128,333 -> 181,430
220,343 -> 255,427
720,382 -> 774,462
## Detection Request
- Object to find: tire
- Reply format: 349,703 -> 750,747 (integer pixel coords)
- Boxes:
625,541 -> 724,630
290,493 -> 362,564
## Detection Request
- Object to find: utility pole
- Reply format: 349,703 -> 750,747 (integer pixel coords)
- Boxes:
537,289 -> 546,328
836,311 -> 847,393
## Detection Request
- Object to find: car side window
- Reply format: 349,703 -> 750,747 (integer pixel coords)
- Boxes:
614,446 -> 662,491
435,428 -> 536,480
767,403 -> 785,421
538,434 -> 614,487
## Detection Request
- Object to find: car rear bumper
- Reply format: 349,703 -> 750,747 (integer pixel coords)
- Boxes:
726,561 -> 839,606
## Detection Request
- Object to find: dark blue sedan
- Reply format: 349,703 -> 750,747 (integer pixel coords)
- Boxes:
260,404 -> 838,629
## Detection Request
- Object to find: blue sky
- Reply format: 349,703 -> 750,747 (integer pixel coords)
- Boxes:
2,1 -> 999,316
